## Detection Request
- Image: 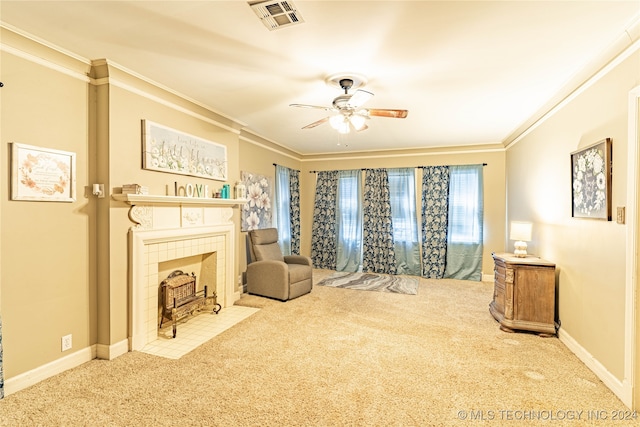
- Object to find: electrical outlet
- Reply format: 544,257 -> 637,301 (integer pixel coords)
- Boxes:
61,334 -> 72,352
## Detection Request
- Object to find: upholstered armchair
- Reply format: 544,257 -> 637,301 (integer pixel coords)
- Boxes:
246,228 -> 313,301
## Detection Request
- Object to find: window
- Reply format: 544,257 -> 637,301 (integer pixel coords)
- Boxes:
388,168 -> 420,275
336,170 -> 362,272
338,174 -> 360,243
388,169 -> 418,243
274,165 -> 292,254
448,167 -> 481,244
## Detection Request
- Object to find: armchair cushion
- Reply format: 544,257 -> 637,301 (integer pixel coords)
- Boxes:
253,242 -> 285,263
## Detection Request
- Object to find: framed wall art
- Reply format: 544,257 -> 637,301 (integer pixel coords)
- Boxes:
570,138 -> 612,220
11,143 -> 76,202
240,171 -> 272,231
142,120 -> 227,181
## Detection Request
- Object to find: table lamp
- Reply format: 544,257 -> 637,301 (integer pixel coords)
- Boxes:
510,221 -> 532,257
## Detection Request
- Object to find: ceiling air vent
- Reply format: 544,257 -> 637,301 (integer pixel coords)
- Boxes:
249,0 -> 304,31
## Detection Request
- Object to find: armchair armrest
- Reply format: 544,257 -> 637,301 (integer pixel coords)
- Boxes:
284,255 -> 312,267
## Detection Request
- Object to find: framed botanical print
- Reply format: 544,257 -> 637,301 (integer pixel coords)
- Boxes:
11,143 -> 76,202
142,120 -> 227,181
570,138 -> 612,220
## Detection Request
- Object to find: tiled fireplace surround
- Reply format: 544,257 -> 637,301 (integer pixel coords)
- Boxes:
121,195 -> 241,352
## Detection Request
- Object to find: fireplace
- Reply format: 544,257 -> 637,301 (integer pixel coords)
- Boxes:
159,270 -> 221,338
119,196 -> 241,352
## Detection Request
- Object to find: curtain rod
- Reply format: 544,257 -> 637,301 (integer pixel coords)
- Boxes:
273,163 -> 301,172
308,163 -> 487,173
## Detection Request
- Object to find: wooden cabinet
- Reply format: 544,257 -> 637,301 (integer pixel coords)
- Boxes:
489,252 -> 557,336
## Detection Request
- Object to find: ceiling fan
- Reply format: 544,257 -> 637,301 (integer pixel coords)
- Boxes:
290,76 -> 408,134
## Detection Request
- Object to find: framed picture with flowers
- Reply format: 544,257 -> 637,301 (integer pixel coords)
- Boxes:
142,120 -> 227,181
571,138 -> 612,220
240,171 -> 272,231
11,142 -> 76,202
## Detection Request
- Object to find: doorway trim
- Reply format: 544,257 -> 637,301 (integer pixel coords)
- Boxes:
625,85 -> 640,409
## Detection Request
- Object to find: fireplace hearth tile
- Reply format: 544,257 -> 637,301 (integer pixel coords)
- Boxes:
140,306 -> 258,359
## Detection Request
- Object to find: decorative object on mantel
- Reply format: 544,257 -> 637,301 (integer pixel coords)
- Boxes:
122,184 -> 149,195
509,221 -> 532,258
241,171 -> 272,231
142,120 -> 227,181
235,181 -> 247,200
221,184 -> 230,199
570,138 -> 612,220
10,142 -> 76,202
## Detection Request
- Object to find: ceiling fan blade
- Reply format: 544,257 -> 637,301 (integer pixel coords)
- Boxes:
347,89 -> 374,109
302,116 -> 330,129
290,103 -> 333,111
355,123 -> 369,132
367,109 -> 408,118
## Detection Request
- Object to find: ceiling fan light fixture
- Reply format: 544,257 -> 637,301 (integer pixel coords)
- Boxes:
292,73 -> 408,134
349,114 -> 367,131
329,114 -> 346,130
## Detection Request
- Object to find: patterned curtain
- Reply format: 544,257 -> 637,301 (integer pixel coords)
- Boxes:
421,166 -> 450,278
289,169 -> 301,255
362,169 -> 396,274
311,171 -> 339,269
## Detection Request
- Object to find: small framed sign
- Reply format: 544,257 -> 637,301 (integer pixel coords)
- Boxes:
11,143 -> 76,202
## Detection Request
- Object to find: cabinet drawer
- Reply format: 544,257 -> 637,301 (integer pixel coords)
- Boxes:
494,264 -> 506,285
492,279 -> 505,315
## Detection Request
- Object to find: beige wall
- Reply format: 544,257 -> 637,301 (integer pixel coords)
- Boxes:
505,51 -> 640,381
299,149 -> 506,276
634,95 -> 640,410
1,33 -> 94,377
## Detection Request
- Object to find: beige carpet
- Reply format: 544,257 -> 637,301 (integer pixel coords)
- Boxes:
0,269 -> 627,426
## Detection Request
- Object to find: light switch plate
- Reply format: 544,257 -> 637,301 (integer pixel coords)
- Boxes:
616,207 -> 625,224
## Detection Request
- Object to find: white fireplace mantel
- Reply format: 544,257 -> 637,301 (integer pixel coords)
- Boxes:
118,193 -> 244,351
112,194 -> 246,230
112,193 -> 247,207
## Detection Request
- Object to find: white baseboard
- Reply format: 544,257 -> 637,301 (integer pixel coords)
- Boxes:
96,339 -> 129,360
4,345 -> 96,397
482,273 -> 494,282
558,327 -> 632,408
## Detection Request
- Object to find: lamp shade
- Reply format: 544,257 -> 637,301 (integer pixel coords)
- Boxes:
510,221 -> 532,242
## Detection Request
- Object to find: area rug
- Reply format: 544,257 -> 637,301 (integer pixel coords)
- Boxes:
316,271 -> 419,295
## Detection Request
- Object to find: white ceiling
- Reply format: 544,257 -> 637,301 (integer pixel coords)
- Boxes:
1,1 -> 639,155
